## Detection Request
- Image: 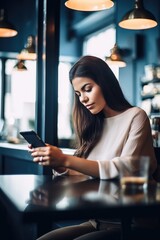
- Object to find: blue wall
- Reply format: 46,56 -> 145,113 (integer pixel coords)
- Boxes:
117,0 -> 160,106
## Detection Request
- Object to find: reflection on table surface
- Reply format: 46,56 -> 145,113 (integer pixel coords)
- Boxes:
0,175 -> 160,213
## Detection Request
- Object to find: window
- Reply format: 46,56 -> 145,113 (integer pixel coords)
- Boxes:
83,26 -> 119,79
58,62 -> 73,140
3,59 -> 36,141
1,58 -> 74,145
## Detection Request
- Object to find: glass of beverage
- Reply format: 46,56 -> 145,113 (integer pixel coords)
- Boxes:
119,155 -> 150,190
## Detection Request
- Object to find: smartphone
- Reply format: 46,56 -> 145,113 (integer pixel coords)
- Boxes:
20,130 -> 46,147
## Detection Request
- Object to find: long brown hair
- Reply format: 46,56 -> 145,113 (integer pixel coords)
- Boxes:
69,55 -> 132,158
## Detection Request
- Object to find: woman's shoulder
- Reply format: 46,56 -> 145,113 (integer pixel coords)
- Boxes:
128,107 -> 149,126
126,106 -> 147,117
106,107 -> 148,122
120,107 -> 149,125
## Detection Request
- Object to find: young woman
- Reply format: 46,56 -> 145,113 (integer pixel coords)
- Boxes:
29,55 -> 157,240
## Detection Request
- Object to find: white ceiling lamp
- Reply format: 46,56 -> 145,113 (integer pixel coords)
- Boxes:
65,0 -> 114,11
119,0 -> 158,30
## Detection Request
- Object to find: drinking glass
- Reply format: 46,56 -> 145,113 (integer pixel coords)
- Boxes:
119,155 -> 150,190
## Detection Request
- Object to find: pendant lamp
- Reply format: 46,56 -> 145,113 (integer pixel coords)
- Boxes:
105,44 -> 126,68
65,0 -> 114,11
119,0 -> 158,30
13,60 -> 27,71
17,35 -> 36,60
0,9 -> 18,37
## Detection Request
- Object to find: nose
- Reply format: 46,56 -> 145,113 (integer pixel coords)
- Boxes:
80,94 -> 88,103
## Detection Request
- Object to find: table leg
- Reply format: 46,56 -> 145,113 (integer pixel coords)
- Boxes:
121,217 -> 131,240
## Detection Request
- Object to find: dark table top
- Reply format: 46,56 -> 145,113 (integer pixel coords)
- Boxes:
1,174 -> 160,240
0,174 -> 160,223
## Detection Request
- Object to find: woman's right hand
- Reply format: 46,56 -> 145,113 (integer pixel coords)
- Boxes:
28,144 -> 68,174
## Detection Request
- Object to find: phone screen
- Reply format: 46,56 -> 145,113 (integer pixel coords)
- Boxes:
20,130 -> 46,148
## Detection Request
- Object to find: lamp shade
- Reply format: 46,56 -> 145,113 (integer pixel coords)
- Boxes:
0,9 -> 18,37
105,44 -> 126,68
119,0 -> 157,30
65,0 -> 114,11
17,35 -> 36,60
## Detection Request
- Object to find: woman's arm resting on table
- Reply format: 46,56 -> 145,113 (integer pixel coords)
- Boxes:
29,145 -> 100,178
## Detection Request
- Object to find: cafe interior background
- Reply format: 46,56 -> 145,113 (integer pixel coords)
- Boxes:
0,0 -> 160,169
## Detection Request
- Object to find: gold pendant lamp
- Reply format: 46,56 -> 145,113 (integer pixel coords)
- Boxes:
13,60 -> 27,71
105,44 -> 126,68
17,35 -> 37,60
0,9 -> 18,37
119,0 -> 158,30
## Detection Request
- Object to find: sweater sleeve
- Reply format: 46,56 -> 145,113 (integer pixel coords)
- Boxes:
97,159 -> 119,180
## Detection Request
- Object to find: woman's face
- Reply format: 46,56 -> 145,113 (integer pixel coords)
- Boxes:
72,77 -> 106,115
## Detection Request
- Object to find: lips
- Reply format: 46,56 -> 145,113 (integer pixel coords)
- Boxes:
85,104 -> 94,110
